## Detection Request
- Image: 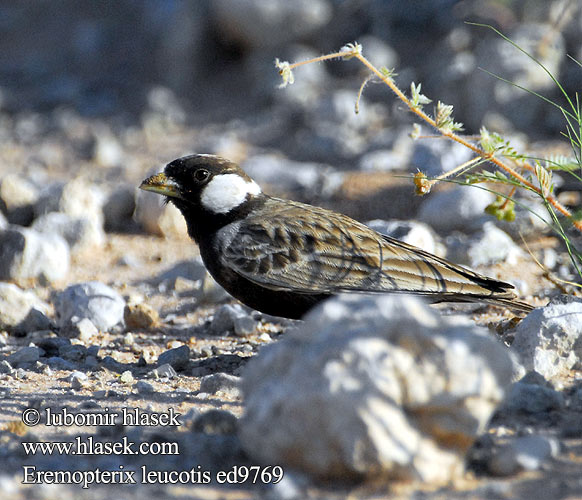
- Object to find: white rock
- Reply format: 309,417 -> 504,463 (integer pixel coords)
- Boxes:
366,219 -> 440,256
240,294 -> 513,483
212,0 -> 332,48
0,174 -> 38,225
134,181 -> 187,237
0,283 -> 50,333
445,222 -> 524,268
32,212 -> 104,252
418,185 -> 495,233
35,178 -> 105,230
55,281 -> 126,332
489,435 -> 560,476
511,296 -> 582,380
0,227 -> 70,283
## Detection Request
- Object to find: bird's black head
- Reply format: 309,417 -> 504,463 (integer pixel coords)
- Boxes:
140,154 -> 264,241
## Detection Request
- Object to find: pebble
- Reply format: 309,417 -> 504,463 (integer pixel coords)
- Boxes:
31,212 -> 104,252
0,226 -> 70,283
199,373 -> 241,397
0,360 -> 13,374
123,302 -> 159,329
500,380 -> 565,414
446,222 -> 523,267
358,148 -> 407,172
103,186 -> 136,232
135,380 -> 155,394
46,357 -> 76,371
120,370 -> 134,384
366,219 -> 440,255
210,304 -> 249,335
0,283 -> 51,334
411,137 -> 473,177
233,315 -> 258,337
212,0 -> 332,48
152,260 -> 207,288
191,409 -> 238,435
59,344 -> 88,362
511,295 -> 582,381
134,179 -> 187,237
7,346 -> 41,366
241,154 -> 338,198
157,345 -> 190,371
148,363 -> 177,380
0,174 -> 38,226
34,178 -> 105,231
489,435 -> 560,476
54,281 -> 126,332
69,371 -> 89,390
418,185 -> 495,234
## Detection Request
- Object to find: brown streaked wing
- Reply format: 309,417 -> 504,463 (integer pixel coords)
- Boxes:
220,198 -> 516,299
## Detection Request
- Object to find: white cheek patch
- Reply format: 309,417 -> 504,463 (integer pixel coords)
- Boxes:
200,174 -> 262,214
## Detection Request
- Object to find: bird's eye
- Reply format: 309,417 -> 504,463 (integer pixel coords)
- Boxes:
194,169 -> 210,183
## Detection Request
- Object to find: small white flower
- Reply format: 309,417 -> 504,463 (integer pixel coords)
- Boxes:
274,58 -> 294,88
340,42 -> 362,60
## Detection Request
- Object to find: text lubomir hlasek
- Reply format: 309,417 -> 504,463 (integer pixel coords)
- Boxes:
44,407 -> 180,427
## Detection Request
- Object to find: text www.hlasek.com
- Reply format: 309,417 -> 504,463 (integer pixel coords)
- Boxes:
22,436 -> 178,456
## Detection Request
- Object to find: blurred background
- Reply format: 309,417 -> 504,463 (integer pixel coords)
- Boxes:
0,0 -> 580,230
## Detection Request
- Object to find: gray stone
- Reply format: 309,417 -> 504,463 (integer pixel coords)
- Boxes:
0,227 -> 70,283
103,186 -> 136,232
446,222 -> 523,267
511,296 -> 582,380
69,371 -> 89,390
240,294 -> 513,482
233,315 -> 258,337
500,381 -> 565,414
101,356 -> 124,372
0,174 -> 39,225
46,357 -> 76,370
35,178 -> 105,230
358,149 -> 409,173
200,373 -> 241,397
54,281 -> 126,332
134,179 -> 187,237
135,380 -> 154,394
59,344 -> 88,362
366,219 -> 440,256
7,346 -> 41,366
59,317 -> 99,340
411,138 -> 473,177
0,360 -> 13,374
191,409 -> 238,435
212,0 -> 332,48
157,345 -> 190,371
33,337 -> 71,356
241,154 -> 340,198
488,435 -> 560,476
0,283 -> 51,333
418,185 -> 495,234
153,260 -> 207,287
148,363 -> 177,380
210,304 -> 249,335
31,212 -> 104,252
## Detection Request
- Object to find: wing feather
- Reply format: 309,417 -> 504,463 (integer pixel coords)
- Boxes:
220,198 -> 516,299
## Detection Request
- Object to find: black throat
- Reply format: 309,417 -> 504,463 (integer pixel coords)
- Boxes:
169,194 -> 268,244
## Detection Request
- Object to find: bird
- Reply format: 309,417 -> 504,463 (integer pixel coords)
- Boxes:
140,154 -> 534,319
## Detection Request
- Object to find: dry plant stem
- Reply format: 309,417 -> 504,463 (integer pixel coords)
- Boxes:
286,49 -> 582,231
501,186 -> 518,210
